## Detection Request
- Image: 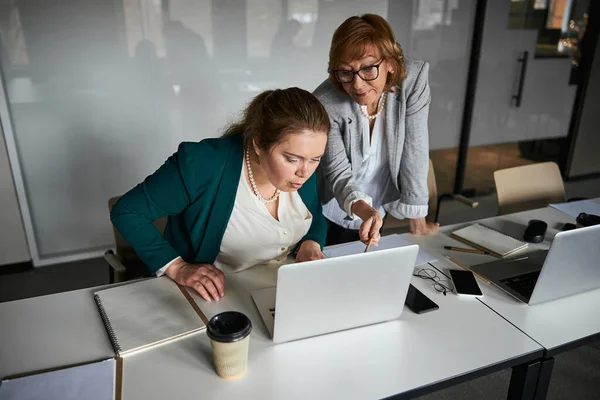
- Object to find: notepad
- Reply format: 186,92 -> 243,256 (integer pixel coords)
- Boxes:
450,223 -> 528,258
94,277 -> 207,356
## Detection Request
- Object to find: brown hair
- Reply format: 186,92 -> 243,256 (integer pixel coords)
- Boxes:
223,87 -> 330,153
328,14 -> 406,92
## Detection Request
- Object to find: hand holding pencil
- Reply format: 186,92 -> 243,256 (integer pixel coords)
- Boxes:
352,201 -> 382,248
363,232 -> 379,253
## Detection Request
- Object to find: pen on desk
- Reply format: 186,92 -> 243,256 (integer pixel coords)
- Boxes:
444,246 -> 491,256
444,255 -> 490,285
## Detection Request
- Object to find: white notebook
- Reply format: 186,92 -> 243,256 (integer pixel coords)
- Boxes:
94,277 -> 206,356
450,223 -> 528,258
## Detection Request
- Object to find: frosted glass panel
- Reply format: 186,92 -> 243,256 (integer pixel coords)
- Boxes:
0,0 -> 475,261
470,0 -> 576,147
390,0 -> 476,150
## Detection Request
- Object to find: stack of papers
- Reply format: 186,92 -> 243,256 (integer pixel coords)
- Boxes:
450,223 -> 528,258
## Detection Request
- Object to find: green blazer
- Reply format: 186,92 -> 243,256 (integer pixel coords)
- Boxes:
111,135 -> 327,274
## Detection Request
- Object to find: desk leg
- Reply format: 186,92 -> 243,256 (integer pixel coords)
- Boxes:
508,361 -> 540,400
507,357 -> 555,400
533,357 -> 554,400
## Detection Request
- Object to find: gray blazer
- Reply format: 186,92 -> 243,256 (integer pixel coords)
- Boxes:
314,57 -> 431,220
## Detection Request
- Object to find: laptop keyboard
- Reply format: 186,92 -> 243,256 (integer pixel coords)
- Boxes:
501,271 -> 541,299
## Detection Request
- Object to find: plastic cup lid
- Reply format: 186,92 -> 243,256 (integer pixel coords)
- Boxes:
206,311 -> 252,343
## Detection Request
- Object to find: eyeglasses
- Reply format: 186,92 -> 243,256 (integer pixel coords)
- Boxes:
413,268 -> 454,295
330,61 -> 384,84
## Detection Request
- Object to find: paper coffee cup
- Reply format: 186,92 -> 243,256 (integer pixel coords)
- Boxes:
206,311 -> 252,380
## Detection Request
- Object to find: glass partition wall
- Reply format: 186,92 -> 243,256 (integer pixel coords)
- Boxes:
458,0 -> 585,195
0,0 -> 476,265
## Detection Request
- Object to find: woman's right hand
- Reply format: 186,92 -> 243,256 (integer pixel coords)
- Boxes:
165,259 -> 225,302
351,200 -> 383,245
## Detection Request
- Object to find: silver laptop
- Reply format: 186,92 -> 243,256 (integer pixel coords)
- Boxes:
471,224 -> 600,305
251,245 -> 419,343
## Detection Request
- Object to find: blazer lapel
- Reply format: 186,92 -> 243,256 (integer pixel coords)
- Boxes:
386,89 -> 402,188
195,137 -> 243,264
349,100 -> 363,172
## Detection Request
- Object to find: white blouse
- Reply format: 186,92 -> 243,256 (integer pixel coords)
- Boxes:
213,164 -> 313,273
156,164 -> 313,276
323,102 -> 398,230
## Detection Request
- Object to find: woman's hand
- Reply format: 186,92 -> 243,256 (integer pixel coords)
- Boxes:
296,240 -> 326,262
409,217 -> 439,235
165,259 -> 226,302
352,200 -> 383,245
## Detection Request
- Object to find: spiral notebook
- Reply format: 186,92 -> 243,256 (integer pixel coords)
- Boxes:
94,277 -> 207,357
450,223 -> 528,258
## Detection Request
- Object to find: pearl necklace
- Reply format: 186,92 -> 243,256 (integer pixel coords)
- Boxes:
246,148 -> 281,204
360,92 -> 387,120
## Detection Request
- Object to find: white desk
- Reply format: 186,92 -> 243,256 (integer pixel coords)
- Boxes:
122,264 -> 542,400
404,206 -> 600,356
0,249 -> 545,399
0,286 -> 115,378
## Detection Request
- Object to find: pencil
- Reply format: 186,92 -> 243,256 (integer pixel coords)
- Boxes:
444,246 -> 491,256
444,255 -> 490,285
364,239 -> 373,253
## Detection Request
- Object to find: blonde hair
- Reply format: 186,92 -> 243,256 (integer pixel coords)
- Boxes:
223,87 -> 330,152
328,14 -> 406,92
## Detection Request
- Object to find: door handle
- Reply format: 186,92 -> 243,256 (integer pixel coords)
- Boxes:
512,51 -> 528,108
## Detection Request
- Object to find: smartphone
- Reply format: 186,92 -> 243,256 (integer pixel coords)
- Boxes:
449,269 -> 483,296
405,284 -> 439,314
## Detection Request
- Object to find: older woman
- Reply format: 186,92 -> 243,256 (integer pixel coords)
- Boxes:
111,88 -> 330,302
314,14 -> 439,246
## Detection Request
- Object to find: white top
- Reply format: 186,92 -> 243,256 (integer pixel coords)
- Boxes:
157,164 -> 312,275
213,164 -> 312,273
323,103 -> 398,230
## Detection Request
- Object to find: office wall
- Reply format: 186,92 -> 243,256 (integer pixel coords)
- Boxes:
389,1 -> 476,150
0,124 -> 30,266
0,0 -> 476,264
567,26 -> 600,178
469,0 -> 577,147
